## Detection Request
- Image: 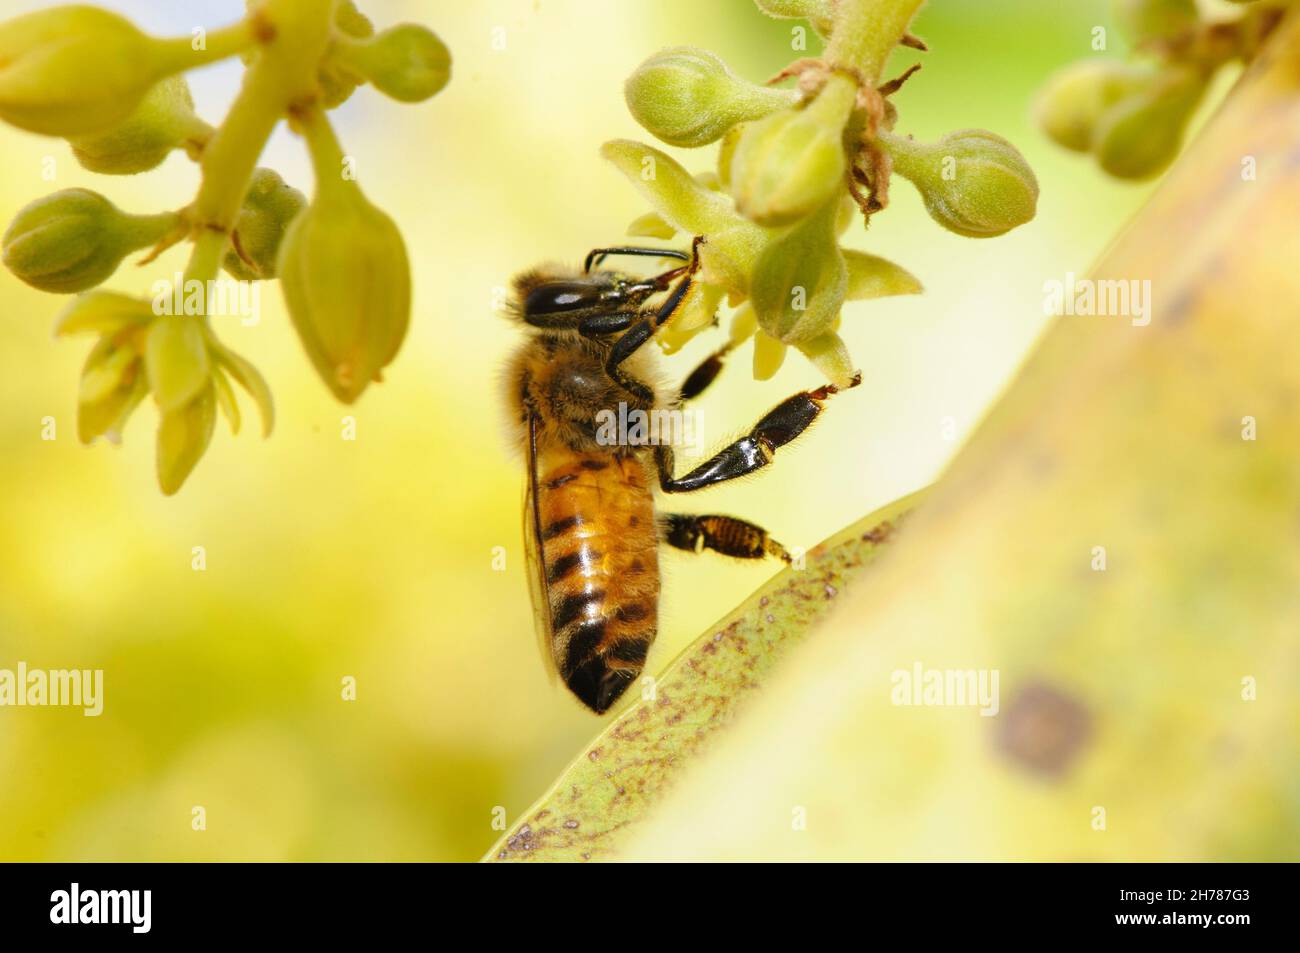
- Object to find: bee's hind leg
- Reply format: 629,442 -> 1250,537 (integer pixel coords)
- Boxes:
660,513 -> 792,564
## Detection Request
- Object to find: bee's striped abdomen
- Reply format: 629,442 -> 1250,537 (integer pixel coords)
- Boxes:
536,452 -> 659,714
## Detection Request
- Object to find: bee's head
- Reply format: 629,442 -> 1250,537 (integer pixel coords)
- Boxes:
507,266 -> 661,330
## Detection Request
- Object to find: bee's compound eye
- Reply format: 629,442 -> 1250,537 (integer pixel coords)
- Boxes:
524,280 -> 615,316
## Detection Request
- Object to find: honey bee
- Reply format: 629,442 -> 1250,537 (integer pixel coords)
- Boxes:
505,238 -> 859,714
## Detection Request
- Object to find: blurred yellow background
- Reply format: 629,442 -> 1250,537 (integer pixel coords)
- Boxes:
0,0 -> 1231,860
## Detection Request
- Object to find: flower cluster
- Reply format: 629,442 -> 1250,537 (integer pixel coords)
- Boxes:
612,0 -> 1039,386
1036,0 -> 1284,180
0,1 -> 451,493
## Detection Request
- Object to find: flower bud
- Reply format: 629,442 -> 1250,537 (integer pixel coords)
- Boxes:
332,24 -> 451,104
753,0 -> 834,39
0,6 -> 228,136
749,197 -> 846,345
729,76 -> 855,227
1113,0 -> 1198,46
156,382 -> 216,496
2,188 -> 178,293
223,168 -> 307,281
625,47 -> 794,148
1034,61 -> 1153,153
277,181 -> 411,404
66,75 -> 209,174
317,0 -> 375,109
145,315 -> 211,413
885,129 -> 1039,238
78,332 -> 147,444
1093,66 -> 1206,179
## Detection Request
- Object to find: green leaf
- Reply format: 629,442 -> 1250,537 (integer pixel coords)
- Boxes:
483,487 -> 926,863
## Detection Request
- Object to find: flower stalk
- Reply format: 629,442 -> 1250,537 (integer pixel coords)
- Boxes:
0,0 -> 452,494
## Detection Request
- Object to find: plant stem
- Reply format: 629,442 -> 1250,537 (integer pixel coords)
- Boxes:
826,0 -> 926,82
155,19 -> 261,75
297,106 -> 350,199
179,0 -> 336,289
120,210 -> 183,250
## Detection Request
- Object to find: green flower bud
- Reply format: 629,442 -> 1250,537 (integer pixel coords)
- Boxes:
332,24 -> 452,104
145,315 -> 211,413
333,0 -> 374,39
78,331 -> 147,445
625,47 -> 794,148
317,0 -> 375,109
753,0 -> 834,39
1113,0 -> 1198,46
749,197 -> 846,345
729,75 -> 856,227
223,168 -> 307,281
278,174 -> 411,404
1093,66 -> 1206,179
156,382 -> 216,496
2,188 -> 179,293
885,129 -> 1039,238
1034,61 -> 1154,153
66,75 -> 209,174
0,5 -> 243,136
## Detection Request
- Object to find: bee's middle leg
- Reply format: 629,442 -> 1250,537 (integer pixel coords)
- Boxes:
677,340 -> 736,404
660,513 -> 792,563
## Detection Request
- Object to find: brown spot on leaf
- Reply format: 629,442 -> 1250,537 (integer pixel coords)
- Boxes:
996,681 -> 1093,778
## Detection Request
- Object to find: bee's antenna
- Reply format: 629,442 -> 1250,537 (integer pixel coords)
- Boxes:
582,246 -> 691,274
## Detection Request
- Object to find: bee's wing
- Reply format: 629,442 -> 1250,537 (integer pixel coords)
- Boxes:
524,413 -> 558,683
